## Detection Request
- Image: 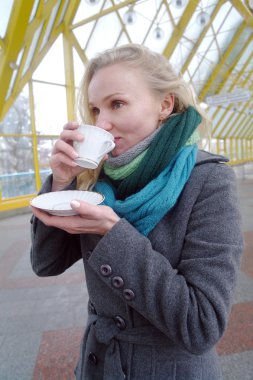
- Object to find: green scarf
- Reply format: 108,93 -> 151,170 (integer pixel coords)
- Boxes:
104,129 -> 199,181
113,106 -> 201,200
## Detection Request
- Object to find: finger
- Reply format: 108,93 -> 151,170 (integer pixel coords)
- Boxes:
52,140 -> 79,160
50,152 -> 78,167
63,121 -> 80,130
31,205 -> 76,229
70,200 -> 101,219
59,129 -> 84,143
30,206 -> 53,224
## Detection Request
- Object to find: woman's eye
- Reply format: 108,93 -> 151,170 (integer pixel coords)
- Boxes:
112,100 -> 123,109
91,107 -> 99,116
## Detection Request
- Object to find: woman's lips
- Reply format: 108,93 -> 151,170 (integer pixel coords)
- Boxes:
114,137 -> 121,144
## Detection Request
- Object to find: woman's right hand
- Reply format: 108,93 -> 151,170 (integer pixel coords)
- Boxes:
50,122 -> 85,191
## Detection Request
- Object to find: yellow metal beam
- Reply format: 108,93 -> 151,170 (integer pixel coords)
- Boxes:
180,1 -> 224,75
66,30 -> 88,65
110,0 -> 132,44
240,110 -> 253,138
199,22 -> 246,100
71,0 -> 136,29
241,116 -> 253,138
225,98 -> 251,139
63,33 -> 75,121
64,0 -> 81,25
211,44 -> 253,136
0,0 -> 34,120
0,38 -> 4,49
214,65 -> 253,138
0,194 -> 35,212
142,0 -> 164,45
2,25 -> 63,120
189,4 -> 233,85
0,0 -> 67,120
163,0 -> 199,59
230,0 -> 253,27
221,68 -> 253,138
29,80 -> 41,192
11,0 -> 61,107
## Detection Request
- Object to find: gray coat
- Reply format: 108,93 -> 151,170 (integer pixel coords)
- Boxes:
31,150 -> 244,380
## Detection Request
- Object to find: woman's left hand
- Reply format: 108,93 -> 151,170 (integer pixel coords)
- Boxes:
31,200 -> 120,235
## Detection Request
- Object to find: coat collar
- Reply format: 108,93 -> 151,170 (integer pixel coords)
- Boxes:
196,149 -> 229,166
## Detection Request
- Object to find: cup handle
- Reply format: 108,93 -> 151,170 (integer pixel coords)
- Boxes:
100,140 -> 115,156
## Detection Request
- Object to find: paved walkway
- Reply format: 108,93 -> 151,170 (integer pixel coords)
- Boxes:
0,163 -> 252,380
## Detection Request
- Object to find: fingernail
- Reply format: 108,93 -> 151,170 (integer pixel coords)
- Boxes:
71,200 -> 80,208
77,133 -> 84,140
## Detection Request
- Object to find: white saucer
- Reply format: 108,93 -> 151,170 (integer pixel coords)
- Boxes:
75,157 -> 98,169
31,190 -> 104,216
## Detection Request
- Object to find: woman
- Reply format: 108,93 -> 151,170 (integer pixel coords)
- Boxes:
30,44 -> 243,380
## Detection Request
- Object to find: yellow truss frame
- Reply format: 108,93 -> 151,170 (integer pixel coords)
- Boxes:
0,0 -> 253,212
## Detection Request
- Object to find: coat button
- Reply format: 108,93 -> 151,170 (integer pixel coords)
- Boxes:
114,315 -> 126,330
88,352 -> 98,365
111,276 -> 124,288
100,264 -> 112,277
123,289 -> 135,301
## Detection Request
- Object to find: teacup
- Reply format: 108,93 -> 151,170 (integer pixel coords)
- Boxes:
73,124 -> 115,169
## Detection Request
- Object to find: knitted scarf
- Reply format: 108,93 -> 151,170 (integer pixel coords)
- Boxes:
95,145 -> 197,236
108,106 -> 201,200
94,106 -> 201,235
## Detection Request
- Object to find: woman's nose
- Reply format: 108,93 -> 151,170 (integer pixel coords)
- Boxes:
95,119 -> 113,132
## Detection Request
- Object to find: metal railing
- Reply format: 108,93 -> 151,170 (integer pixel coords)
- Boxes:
0,169 -> 51,199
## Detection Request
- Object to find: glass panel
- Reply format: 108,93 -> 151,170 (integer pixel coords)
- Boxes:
73,49 -> 85,87
57,0 -> 69,27
40,0 -> 61,51
33,35 -> 65,84
22,23 -> 43,76
212,2 -> 232,33
37,138 -> 55,183
217,6 -> 243,34
86,13 -> 121,58
118,4 -> 155,45
145,3 -> 173,55
170,38 -> 194,73
29,0 -> 40,23
0,0 -> 14,38
1,85 -> 31,134
33,82 -> 68,135
73,0 -> 104,23
168,0 -> 187,26
73,22 -> 96,50
0,137 -> 36,198
234,40 -> 253,68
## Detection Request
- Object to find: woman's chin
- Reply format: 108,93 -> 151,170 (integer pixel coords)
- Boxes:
111,147 -> 124,157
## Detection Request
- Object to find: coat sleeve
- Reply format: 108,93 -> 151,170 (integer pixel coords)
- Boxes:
30,175 -> 82,276
86,163 -> 244,354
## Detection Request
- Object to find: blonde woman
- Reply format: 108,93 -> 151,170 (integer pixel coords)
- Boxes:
31,44 -> 243,380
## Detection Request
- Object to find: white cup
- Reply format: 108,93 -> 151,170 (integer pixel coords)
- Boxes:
73,124 -> 115,169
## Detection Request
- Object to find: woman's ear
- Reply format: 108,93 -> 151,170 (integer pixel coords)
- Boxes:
159,94 -> 175,121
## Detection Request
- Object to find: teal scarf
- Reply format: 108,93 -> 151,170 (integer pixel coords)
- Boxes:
95,144 -> 198,236
115,106 -> 201,199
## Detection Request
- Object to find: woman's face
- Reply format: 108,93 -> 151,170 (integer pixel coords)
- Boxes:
87,64 -> 174,157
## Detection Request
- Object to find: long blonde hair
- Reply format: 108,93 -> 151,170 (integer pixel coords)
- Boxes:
76,43 -> 211,190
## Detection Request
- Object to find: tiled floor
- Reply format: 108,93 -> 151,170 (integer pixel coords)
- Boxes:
0,163 -> 252,380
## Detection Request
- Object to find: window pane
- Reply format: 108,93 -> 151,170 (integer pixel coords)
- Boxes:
37,137 -> 55,183
1,85 -> 31,134
0,137 -> 36,198
33,82 -> 68,135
